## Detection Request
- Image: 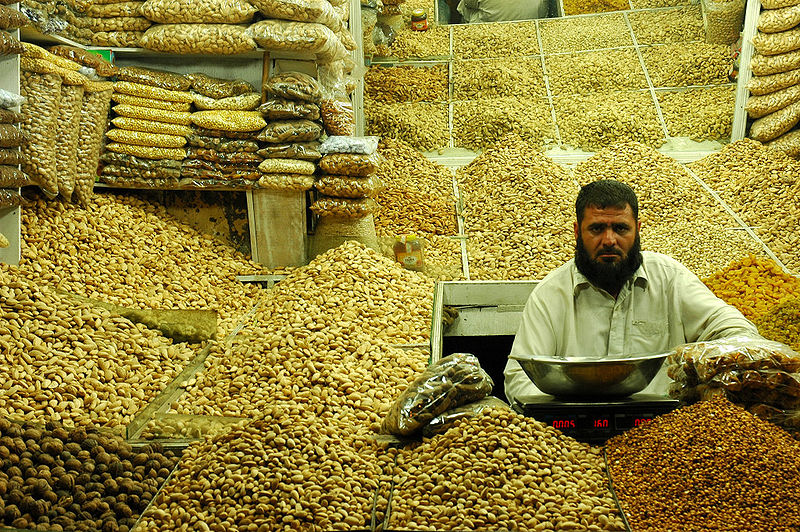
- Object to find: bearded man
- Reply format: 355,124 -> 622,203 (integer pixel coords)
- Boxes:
503,179 -> 759,403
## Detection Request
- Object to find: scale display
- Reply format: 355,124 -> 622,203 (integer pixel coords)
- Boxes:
514,394 -> 680,444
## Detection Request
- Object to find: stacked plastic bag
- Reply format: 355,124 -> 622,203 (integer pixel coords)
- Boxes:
256,71 -> 324,191
667,336 -> 800,434
312,135 -> 382,219
747,0 -> 800,157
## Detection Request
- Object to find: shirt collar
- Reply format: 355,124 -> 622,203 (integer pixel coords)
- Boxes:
571,256 -> 649,296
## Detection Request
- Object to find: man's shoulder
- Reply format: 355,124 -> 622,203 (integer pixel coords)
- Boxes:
536,259 -> 578,289
641,251 -> 695,279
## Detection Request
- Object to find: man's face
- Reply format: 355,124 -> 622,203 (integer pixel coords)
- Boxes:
574,204 -> 642,295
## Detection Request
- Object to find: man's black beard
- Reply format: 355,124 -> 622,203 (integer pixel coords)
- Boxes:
575,234 -> 643,295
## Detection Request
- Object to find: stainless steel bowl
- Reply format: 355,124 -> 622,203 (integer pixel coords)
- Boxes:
510,353 -> 667,398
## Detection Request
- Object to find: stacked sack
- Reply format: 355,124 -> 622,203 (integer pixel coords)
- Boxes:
53,0 -> 94,45
182,73 -> 263,183
0,4 -> 30,213
667,337 -> 800,434
748,0 -> 800,157
103,66 -> 192,184
85,0 -> 150,47
139,0 -> 257,54
256,71 -> 324,192
309,135 -> 383,255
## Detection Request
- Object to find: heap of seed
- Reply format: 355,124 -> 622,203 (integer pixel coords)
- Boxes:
606,396 -> 800,531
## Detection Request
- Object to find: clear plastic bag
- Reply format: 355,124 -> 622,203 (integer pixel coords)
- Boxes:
112,92 -> 192,112
380,353 -> 495,437
248,0 -> 341,32
766,128 -> 800,157
748,403 -> 800,429
320,97 -> 355,136
310,195 -> 380,218
0,148 -> 24,165
186,146 -> 262,163
113,103 -> 192,125
762,0 -> 800,9
91,31 -> 144,47
0,30 -> 25,55
263,71 -> 323,103
191,91 -> 261,111
106,128 -> 187,148
186,134 -> 259,152
54,84 -> 84,200
101,163 -> 181,179
87,1 -> 143,17
256,119 -> 322,142
257,172 -> 315,191
181,158 -> 259,173
191,110 -> 265,132
74,87 -> 113,206
751,49 -> 800,76
20,57 -> 87,86
703,0 -> 745,45
0,164 -> 36,187
319,152 -> 381,176
111,116 -> 193,137
257,141 -> 321,160
49,45 -> 118,77
750,100 -> 800,141
336,26 -> 357,52
185,72 -> 255,99
86,15 -> 152,32
752,27 -> 800,56
0,188 -> 26,208
105,142 -> 186,160
0,124 -> 26,148
0,4 -> 31,29
245,20 -> 348,63
140,0 -> 256,24
758,4 -> 800,33
319,135 -> 379,154
0,109 -> 21,123
315,174 -> 382,198
140,23 -> 257,55
422,397 -> 511,438
100,150 -> 182,169
747,68 -> 800,96
113,80 -> 193,103
258,98 -> 321,120
0,88 -> 25,108
257,157 -> 315,174
193,127 -> 255,139
667,336 -> 800,384
746,83 -> 800,118
19,71 -> 60,195
115,65 -> 190,91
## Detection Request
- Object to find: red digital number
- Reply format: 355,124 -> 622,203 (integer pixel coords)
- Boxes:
634,418 -> 651,427
593,419 -> 609,428
552,419 -> 575,429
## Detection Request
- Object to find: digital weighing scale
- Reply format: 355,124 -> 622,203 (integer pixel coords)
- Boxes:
513,394 -> 680,444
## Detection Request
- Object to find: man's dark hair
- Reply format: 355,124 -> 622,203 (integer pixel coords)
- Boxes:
575,180 -> 639,226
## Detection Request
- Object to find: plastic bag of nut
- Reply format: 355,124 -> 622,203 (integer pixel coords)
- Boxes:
115,65 -> 190,91
191,91 -> 261,111
255,119 -> 323,142
19,70 -> 61,195
750,99 -> 800,141
193,126 -> 256,139
319,135 -> 379,154
381,352 -> 495,437
751,49 -> 800,76
319,152 -> 382,176
105,142 -> 186,161
752,27 -> 800,56
263,71 -> 323,103
140,0 -> 257,24
100,150 -> 182,170
186,134 -> 259,152
86,15 -> 152,32
113,103 -> 192,125
54,83 -> 84,200
766,128 -> 800,157
758,4 -> 800,33
0,88 -> 25,108
421,396 -> 511,438
762,0 -> 800,9
748,403 -> 800,430
258,97 -> 321,120
746,82 -> 800,118
0,4 -> 31,29
0,188 -> 27,207
0,108 -> 21,123
257,157 -> 315,174
191,110 -> 266,132
746,67 -> 800,95
186,146 -> 262,163
245,20 -> 348,63
0,123 -> 27,148
666,335 -> 800,384
0,164 -> 36,187
0,148 -> 24,165
314,174 -> 382,198
0,30 -> 25,55
310,195 -> 380,218
106,128 -> 187,148
72,82 -> 113,205
91,31 -> 145,47
101,163 -> 181,179
111,116 -> 193,137
320,97 -> 355,136
87,1 -> 145,18
112,91 -> 191,111
257,172 -> 315,190
185,72 -> 255,99
140,23 -> 258,55
257,140 -> 321,160
113,80 -> 193,103
49,45 -> 118,77
249,0 -> 341,31
702,0 -> 745,45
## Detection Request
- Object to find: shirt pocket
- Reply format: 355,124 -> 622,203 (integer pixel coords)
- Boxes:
629,319 -> 671,353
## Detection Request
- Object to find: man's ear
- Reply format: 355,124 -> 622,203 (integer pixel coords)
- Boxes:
637,220 -> 642,233
574,221 -> 579,239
